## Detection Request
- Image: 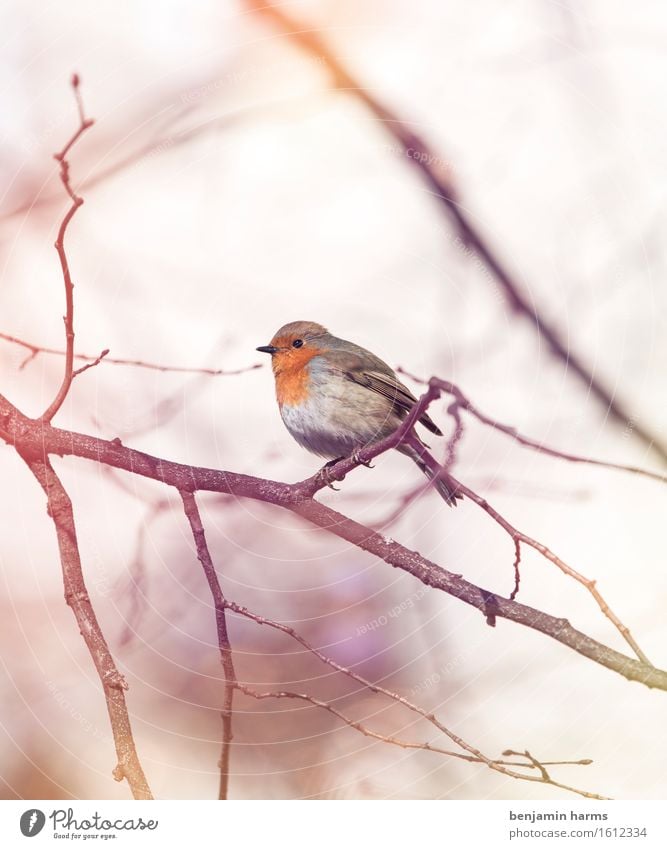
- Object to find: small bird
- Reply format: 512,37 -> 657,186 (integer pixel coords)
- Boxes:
257,321 -> 461,505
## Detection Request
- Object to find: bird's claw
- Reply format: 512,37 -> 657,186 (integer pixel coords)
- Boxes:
318,459 -> 344,490
351,449 -> 374,468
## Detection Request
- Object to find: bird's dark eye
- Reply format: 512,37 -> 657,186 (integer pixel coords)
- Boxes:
292,339 -> 304,348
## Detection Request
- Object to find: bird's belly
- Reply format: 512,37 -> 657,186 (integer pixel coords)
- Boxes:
279,386 -> 400,459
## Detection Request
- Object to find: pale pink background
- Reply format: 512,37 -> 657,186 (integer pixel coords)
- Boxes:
0,0 -> 665,799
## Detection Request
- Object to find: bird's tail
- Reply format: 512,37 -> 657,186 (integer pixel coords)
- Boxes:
397,437 -> 463,507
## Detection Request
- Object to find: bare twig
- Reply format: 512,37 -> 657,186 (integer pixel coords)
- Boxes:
238,686 -> 606,799
0,332 -> 261,377
397,370 -> 667,485
40,74 -> 94,423
449,473 -> 652,665
227,602 -> 601,797
18,450 -> 152,799
180,489 -> 236,800
72,348 -> 109,377
244,0 -> 667,465
510,539 -> 522,602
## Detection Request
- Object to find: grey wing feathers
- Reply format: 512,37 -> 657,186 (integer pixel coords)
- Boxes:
345,367 -> 443,437
316,346 -> 443,436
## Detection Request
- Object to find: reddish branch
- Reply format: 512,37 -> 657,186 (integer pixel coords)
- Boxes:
1,393 -> 665,692
17,450 -> 152,799
40,75 -> 94,423
5,75 -> 665,802
448,472 -> 651,663
296,377 -> 657,663
180,490 -> 237,800
243,0 -> 667,465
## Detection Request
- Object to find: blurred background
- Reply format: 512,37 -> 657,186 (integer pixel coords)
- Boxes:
0,0 -> 666,800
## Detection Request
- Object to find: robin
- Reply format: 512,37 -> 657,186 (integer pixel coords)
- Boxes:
257,321 -> 461,506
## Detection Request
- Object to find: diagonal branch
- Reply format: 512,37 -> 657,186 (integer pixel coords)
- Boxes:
180,489 -> 236,800
237,685 -> 607,799
1,392 -> 665,690
448,471 -> 651,664
244,0 -> 667,465
17,449 -> 152,799
227,601 -> 601,797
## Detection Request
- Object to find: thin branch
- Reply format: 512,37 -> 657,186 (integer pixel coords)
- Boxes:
237,685 -> 607,799
510,539 -> 522,602
40,74 -> 94,423
443,400 -> 464,473
293,371 -> 653,663
180,489 -> 236,800
227,601 -> 600,796
397,370 -> 667,485
0,332 -> 262,377
449,472 -> 651,665
244,0 -> 667,465
17,449 -> 152,799
72,348 -> 109,377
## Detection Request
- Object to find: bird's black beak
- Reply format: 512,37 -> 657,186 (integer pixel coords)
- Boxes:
256,345 -> 278,355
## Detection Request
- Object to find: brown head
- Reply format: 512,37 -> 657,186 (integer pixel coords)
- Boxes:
256,321 -> 330,405
256,321 -> 329,374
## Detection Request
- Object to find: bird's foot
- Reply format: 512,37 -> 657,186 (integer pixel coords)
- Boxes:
318,458 -> 345,490
351,449 -> 374,468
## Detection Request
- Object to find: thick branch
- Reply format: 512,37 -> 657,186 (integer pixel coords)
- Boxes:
17,449 -> 152,799
1,393 -> 665,691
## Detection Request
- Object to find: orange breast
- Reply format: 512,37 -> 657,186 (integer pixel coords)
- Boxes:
275,368 -> 310,406
273,347 -> 323,407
